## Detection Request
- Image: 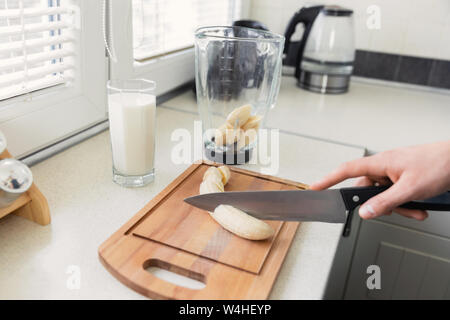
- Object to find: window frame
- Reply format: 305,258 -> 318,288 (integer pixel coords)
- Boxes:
0,0 -> 108,158
109,0 -> 248,96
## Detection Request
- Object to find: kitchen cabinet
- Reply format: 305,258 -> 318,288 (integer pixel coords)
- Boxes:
377,211 -> 450,239
344,219 -> 450,299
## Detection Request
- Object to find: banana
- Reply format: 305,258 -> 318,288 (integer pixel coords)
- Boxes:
241,115 -> 262,131
226,104 -> 252,127
199,178 -> 224,194
205,173 -> 224,188
217,166 -> 231,185
219,122 -> 233,130
214,105 -> 262,148
215,127 -> 242,146
211,205 -> 275,240
200,165 -> 274,241
237,128 -> 258,150
214,123 -> 231,146
203,166 -> 223,182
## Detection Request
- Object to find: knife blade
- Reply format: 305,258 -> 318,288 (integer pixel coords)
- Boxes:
184,186 -> 450,223
185,189 -> 348,222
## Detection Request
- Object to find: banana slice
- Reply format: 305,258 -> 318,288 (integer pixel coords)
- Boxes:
213,123 -> 231,146
218,122 -> 233,130
237,128 -> 258,150
211,205 -> 274,240
204,172 -> 223,187
199,178 -> 224,194
203,166 -> 223,182
215,128 -> 242,146
241,115 -> 262,131
226,104 -> 252,127
217,166 -> 231,185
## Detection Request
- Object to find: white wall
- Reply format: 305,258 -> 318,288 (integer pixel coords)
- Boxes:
248,0 -> 450,60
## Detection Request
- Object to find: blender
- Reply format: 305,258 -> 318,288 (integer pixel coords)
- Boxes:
194,26 -> 284,165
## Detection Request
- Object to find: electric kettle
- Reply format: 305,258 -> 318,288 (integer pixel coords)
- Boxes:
284,5 -> 355,94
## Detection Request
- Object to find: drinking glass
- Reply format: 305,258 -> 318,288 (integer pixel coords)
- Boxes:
107,79 -> 156,187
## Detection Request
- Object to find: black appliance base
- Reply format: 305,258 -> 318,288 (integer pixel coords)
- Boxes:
204,146 -> 253,165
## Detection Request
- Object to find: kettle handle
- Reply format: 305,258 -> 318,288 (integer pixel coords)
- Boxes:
283,6 -> 323,78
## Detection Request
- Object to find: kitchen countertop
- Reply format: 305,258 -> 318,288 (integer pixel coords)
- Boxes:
1,76 -> 448,299
164,77 -> 450,153
0,100 -> 365,299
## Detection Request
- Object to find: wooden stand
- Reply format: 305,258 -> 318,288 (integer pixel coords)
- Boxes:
0,149 -> 50,225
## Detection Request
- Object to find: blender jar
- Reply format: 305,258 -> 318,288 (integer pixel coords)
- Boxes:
194,26 -> 284,164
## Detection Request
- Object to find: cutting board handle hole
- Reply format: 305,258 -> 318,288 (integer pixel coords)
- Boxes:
143,259 -> 206,290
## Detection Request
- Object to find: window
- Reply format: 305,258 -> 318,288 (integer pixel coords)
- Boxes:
109,0 -> 245,95
0,0 -> 107,158
132,0 -> 242,61
0,0 -> 74,101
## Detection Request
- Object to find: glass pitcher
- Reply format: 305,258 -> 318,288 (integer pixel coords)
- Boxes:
194,26 -> 284,164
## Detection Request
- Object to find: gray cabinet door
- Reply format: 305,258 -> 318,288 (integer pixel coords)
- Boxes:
344,220 -> 450,299
377,210 -> 450,239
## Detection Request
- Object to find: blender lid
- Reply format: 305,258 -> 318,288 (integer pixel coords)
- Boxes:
195,26 -> 284,43
322,5 -> 353,16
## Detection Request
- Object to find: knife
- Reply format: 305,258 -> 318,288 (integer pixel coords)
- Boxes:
184,186 -> 450,237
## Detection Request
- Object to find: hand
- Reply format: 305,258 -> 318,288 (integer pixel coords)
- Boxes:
309,140 -> 450,220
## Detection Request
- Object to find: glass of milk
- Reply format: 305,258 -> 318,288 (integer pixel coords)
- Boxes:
107,79 -> 156,187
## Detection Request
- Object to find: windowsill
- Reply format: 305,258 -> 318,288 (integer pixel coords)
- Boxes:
134,46 -> 194,63
133,47 -> 194,69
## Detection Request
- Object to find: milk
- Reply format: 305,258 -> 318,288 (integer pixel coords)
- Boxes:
108,92 -> 156,176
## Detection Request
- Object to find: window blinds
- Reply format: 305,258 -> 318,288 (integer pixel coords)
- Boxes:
132,0 -> 242,61
0,0 -> 75,101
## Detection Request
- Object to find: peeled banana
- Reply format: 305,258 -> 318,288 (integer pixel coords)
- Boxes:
212,205 -> 275,240
214,123 -> 232,146
237,128 -> 258,150
199,178 -> 224,194
226,104 -> 252,127
215,127 -> 242,146
213,105 -> 262,151
217,166 -> 230,185
241,115 -> 262,131
205,173 -> 224,188
200,165 -> 274,241
203,166 -> 223,182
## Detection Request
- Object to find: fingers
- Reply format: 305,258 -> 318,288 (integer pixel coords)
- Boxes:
309,156 -> 386,190
358,177 -> 416,219
310,154 -> 429,222
359,206 -> 428,221
354,177 -> 373,187
353,177 -> 428,221
394,207 -> 429,221
354,176 -> 393,187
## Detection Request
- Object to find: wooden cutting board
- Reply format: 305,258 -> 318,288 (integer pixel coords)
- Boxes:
99,161 -> 307,299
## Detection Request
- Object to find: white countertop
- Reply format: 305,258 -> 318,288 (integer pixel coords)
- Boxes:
1,76 -> 448,299
164,77 -> 450,153
0,101 -> 364,299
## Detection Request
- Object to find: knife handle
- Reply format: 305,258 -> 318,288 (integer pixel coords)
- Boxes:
340,186 -> 450,212
340,186 -> 450,237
